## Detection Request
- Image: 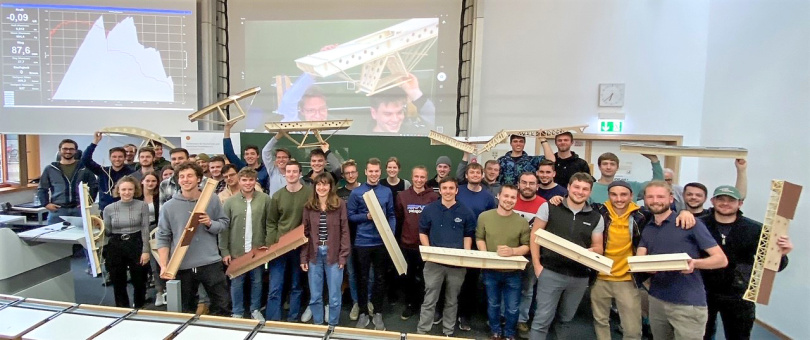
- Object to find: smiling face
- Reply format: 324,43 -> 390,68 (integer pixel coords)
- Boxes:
110,150 -> 126,168
644,186 -> 673,214
497,186 -> 518,212
466,167 -> 483,185
371,102 -> 405,133
118,181 -> 135,201
285,164 -> 301,185
365,163 -> 381,185
275,150 -> 290,169
59,142 -> 77,160
141,174 -> 158,192
439,180 -> 458,203
315,181 -> 332,198
386,161 -> 399,178
567,179 -> 592,205
343,164 -> 358,185
536,165 -> 555,185
684,186 -> 707,209
510,136 -> 525,153
608,186 -> 633,210
239,175 -> 256,194
124,145 -> 136,162
711,195 -> 742,217
599,160 -> 618,177
310,154 -> 326,173
412,168 -> 428,190
436,164 -> 451,178
484,162 -> 500,182
555,135 -> 572,152
208,161 -> 224,179
170,151 -> 188,168
153,144 -> 164,158
300,96 -> 328,121
518,173 -> 538,200
177,168 -> 199,192
244,148 -> 259,167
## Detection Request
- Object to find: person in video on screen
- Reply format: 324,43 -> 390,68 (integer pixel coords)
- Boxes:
368,75 -> 435,135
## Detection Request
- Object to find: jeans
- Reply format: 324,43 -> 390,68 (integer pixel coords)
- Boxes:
705,294 -> 756,340
230,266 -> 264,316
46,206 -> 81,224
266,248 -> 303,321
308,246 -> 344,326
518,261 -> 538,323
346,251 -> 373,304
483,270 -> 522,338
176,262 -> 231,316
354,245 -> 387,315
530,269 -> 589,340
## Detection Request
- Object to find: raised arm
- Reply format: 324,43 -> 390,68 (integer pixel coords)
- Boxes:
262,133 -> 282,173
457,152 -> 469,180
223,121 -> 246,168
735,159 -> 748,200
540,138 -> 555,162
644,154 -> 663,180
81,134 -> 103,175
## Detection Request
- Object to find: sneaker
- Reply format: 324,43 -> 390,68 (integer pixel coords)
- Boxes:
154,293 -> 166,307
401,305 -> 415,320
517,322 -> 530,338
433,313 -> 442,325
231,313 -> 242,318
251,310 -> 265,322
489,334 -> 502,340
196,303 -> 209,315
356,313 -> 370,328
350,303 -> 360,321
301,306 -> 313,322
372,313 -> 385,331
368,302 -> 374,314
458,316 -> 471,331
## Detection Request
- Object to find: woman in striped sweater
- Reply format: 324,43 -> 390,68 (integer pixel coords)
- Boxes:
103,175 -> 150,308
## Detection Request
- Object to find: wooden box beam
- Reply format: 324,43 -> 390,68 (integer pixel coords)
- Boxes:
161,179 -> 219,280
627,253 -> 691,272
362,189 -> 407,275
534,228 -> 613,275
419,245 -> 528,270
620,142 -> 748,159
225,226 -> 308,279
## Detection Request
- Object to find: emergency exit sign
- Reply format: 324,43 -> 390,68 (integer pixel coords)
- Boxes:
599,120 -> 623,133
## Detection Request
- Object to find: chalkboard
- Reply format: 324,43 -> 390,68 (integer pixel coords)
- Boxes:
239,133 -> 464,181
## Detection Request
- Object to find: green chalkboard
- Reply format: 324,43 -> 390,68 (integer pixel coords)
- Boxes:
239,133 -> 464,181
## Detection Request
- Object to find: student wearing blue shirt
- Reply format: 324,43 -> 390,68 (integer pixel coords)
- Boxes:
637,181 -> 728,340
535,159 -> 568,201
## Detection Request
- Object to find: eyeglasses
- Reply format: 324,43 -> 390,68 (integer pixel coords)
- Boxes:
343,171 -> 358,175
519,180 -> 538,186
302,107 -> 328,115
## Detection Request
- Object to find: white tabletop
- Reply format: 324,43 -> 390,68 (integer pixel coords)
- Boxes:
94,319 -> 178,340
253,332 -> 322,340
17,224 -> 86,246
0,215 -> 25,224
0,307 -> 56,338
173,325 -> 250,339
23,313 -> 113,340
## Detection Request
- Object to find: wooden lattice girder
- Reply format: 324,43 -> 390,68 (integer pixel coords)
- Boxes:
419,245 -> 528,270
743,180 -> 802,305
99,126 -> 177,149
427,131 -> 477,154
264,120 -> 353,149
79,182 -> 105,277
161,179 -> 219,280
362,189 -> 407,275
188,87 -> 261,125
534,228 -> 613,275
619,143 -> 748,159
225,226 -> 308,279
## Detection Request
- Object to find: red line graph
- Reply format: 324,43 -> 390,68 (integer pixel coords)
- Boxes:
47,18 -> 174,98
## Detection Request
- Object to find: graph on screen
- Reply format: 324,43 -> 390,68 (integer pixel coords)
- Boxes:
52,16 -> 174,102
1,3 -> 196,110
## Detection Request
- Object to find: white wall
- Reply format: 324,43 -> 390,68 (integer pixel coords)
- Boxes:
475,0 -> 709,182
700,0 -> 810,337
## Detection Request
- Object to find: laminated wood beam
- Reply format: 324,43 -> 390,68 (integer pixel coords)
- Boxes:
419,245 -> 528,270
362,190 -> 407,275
619,143 -> 748,159
161,179 -> 219,280
534,228 -> 613,275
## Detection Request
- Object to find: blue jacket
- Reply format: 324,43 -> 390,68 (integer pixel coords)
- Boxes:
497,151 -> 546,185
37,161 -> 98,208
418,200 -> 476,249
223,138 -> 269,192
81,143 -> 134,211
347,183 -> 396,247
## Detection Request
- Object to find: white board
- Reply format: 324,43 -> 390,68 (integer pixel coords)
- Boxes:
94,320 -> 178,340
173,325 -> 250,339
0,307 -> 56,339
23,313 -> 112,340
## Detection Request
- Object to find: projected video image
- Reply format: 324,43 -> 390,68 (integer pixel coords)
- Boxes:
0,2 -> 196,111
243,18 -> 454,136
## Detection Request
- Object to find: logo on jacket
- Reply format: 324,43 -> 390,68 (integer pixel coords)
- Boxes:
454,217 -> 462,223
407,204 -> 426,214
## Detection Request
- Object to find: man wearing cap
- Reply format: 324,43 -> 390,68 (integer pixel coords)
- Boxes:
636,181 -> 727,340
590,181 -> 695,340
497,134 -> 556,186
683,159 -> 749,219
196,153 -> 211,178
427,156 -> 453,193
700,185 -> 792,340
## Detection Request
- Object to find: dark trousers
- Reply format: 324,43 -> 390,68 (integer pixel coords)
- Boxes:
402,247 -> 426,308
104,233 -> 148,308
176,262 -> 231,316
458,267 -> 481,318
355,245 -> 388,315
705,294 -> 756,340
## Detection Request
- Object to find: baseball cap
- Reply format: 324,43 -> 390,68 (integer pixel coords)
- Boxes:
712,185 -> 742,200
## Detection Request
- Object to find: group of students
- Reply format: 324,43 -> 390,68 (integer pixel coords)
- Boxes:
35,129 -> 793,340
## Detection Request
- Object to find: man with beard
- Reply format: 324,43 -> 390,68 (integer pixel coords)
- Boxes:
301,144 -> 343,185
637,181 -> 727,340
38,139 -> 98,224
265,160 -> 312,321
123,144 -> 137,168
151,141 -> 170,171
416,177 -> 476,337
261,133 -> 292,195
497,134 -> 556,186
683,159 -> 748,219
454,162 -> 497,331
529,172 -> 604,340
157,162 -> 231,315
591,152 -> 663,204
552,132 -> 590,186
348,158 -> 396,330
81,131 -> 135,213
512,172 -> 547,336
427,156 -> 453,193
159,148 -> 190,205
395,165 -> 439,320
456,153 -> 502,196
476,185 -> 530,340
700,185 -> 791,340
130,147 -> 156,181
223,121 -> 269,192
536,160 -> 567,201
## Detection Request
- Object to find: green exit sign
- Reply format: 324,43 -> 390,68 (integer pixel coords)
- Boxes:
599,120 -> 624,133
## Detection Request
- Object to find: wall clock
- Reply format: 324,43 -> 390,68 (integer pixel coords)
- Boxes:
599,83 -> 625,107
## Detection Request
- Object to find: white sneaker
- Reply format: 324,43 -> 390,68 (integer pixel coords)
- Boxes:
155,293 -> 166,307
231,313 -> 242,318
301,306 -> 313,322
251,310 -> 265,322
350,303 -> 360,321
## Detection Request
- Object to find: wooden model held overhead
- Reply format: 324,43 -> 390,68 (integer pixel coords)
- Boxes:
160,178 -> 219,280
362,189 -> 407,275
99,126 -> 176,149
79,182 -> 105,277
188,87 -> 261,125
744,180 -> 802,305
265,119 -> 353,149
627,253 -> 691,272
534,228 -> 613,275
619,143 -> 748,159
428,125 -> 588,155
419,246 -> 528,270
226,226 -> 308,279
